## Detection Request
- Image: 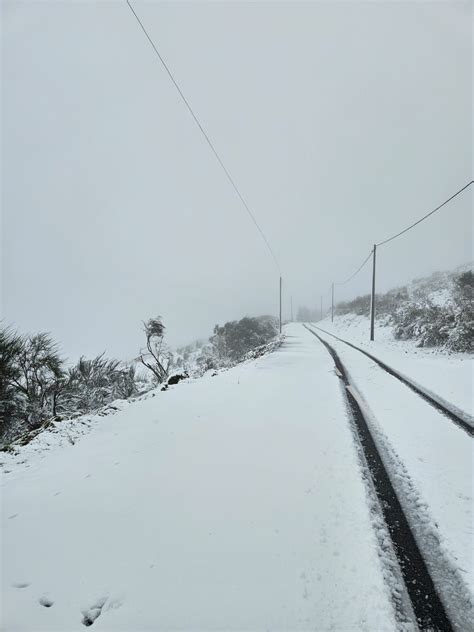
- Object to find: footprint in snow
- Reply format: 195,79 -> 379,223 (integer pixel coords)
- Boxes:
12,582 -> 30,589
8,513 -> 19,519
81,596 -> 108,627
39,596 -> 54,608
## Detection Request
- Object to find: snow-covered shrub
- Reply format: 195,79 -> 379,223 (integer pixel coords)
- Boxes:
0,324 -> 144,447
243,333 -> 284,360
61,355 -> 140,415
174,315 -> 279,375
334,266 -> 473,353
393,301 -> 453,347
445,271 -> 474,353
336,294 -> 371,316
211,316 -> 278,363
391,272 -> 472,351
195,345 -> 219,372
336,287 -> 408,319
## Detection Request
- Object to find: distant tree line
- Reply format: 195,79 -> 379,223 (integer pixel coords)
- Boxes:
174,316 -> 279,373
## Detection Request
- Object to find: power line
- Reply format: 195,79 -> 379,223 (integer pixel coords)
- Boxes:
335,250 -> 373,286
332,180 -> 472,290
126,0 -> 280,273
376,180 -> 473,247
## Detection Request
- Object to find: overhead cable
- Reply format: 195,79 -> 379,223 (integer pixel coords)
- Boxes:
335,250 -> 373,286
376,180 -> 473,247
126,0 -> 280,272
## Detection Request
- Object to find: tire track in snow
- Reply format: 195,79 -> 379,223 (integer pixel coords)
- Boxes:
308,325 -> 473,437
304,325 -> 454,632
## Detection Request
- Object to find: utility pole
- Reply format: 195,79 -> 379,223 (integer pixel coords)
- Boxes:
279,276 -> 282,333
331,282 -> 334,323
290,296 -> 294,322
320,295 -> 323,321
370,245 -> 377,341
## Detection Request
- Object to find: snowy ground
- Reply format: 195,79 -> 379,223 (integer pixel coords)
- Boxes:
1,324 -> 398,631
314,314 -> 473,416
1,323 -> 472,630
308,326 -> 473,610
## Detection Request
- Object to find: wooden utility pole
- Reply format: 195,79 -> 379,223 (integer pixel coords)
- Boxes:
331,282 -> 334,323
279,276 -> 282,333
370,245 -> 376,341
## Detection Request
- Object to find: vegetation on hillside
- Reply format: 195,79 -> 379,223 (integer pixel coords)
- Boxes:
0,314 -> 279,447
335,269 -> 473,352
174,316 -> 279,373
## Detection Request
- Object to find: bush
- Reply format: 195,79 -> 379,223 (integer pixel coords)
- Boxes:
0,325 -> 143,447
334,269 -> 473,353
336,287 -> 407,319
336,294 -> 371,317
63,355 -> 139,415
210,316 -> 278,362
446,271 -> 474,352
393,302 -> 454,347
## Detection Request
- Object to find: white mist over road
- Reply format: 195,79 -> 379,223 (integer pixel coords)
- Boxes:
2,2 -> 472,360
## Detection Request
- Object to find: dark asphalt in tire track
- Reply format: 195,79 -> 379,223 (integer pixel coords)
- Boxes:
304,325 -> 454,632
309,325 -> 473,437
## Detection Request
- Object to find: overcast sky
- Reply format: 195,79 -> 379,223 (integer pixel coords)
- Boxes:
2,0 -> 472,361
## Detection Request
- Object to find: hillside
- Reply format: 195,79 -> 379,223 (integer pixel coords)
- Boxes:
333,264 -> 473,353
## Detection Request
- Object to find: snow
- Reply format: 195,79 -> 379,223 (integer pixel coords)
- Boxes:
315,313 -> 473,417
311,326 -> 473,625
1,324 -> 398,631
429,288 -> 452,308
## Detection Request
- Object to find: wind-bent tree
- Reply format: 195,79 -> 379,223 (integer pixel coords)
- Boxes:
139,317 -> 170,383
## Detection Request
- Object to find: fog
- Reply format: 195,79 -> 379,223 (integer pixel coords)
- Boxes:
2,0 -> 472,362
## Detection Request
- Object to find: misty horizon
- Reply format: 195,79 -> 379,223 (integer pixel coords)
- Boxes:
2,1 -> 472,362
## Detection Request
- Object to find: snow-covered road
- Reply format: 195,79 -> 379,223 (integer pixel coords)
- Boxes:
310,325 -> 473,593
1,323 -> 471,630
2,324 -> 399,631
306,325 -> 473,629
314,315 -> 472,418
